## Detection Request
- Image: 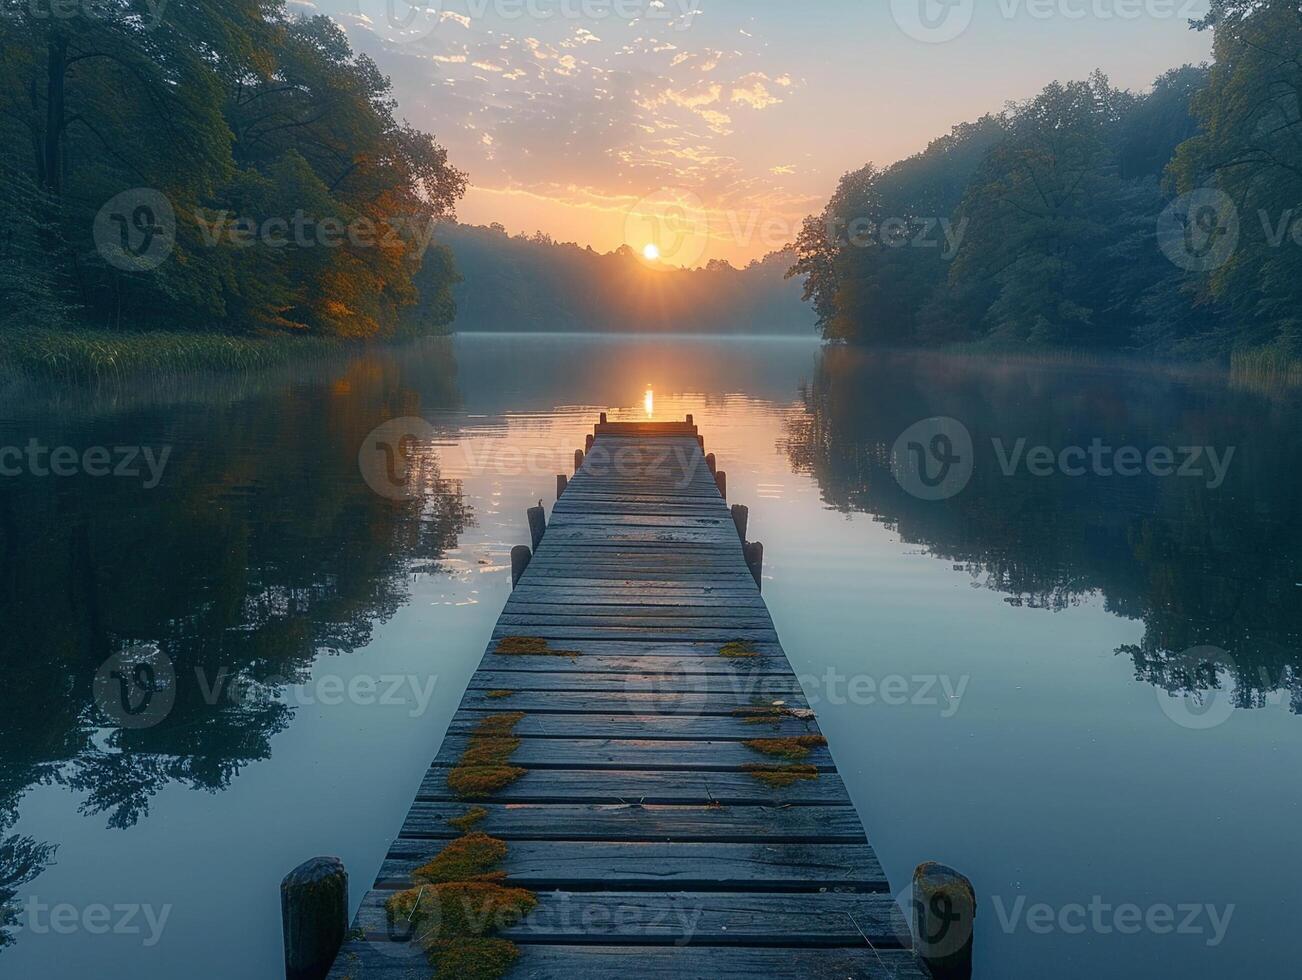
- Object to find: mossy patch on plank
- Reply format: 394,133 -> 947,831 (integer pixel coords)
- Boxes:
732,704 -> 817,728
389,880 -> 536,940
472,712 -> 525,737
718,639 -> 760,658
732,705 -> 793,726
742,763 -> 819,788
742,734 -> 828,761
485,689 -> 515,699
447,808 -> 490,834
429,938 -> 521,980
447,713 -> 527,798
494,636 -> 580,657
385,828 -> 535,980
411,832 -> 507,885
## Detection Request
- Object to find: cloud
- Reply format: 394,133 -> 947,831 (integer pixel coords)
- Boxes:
731,73 -> 783,109
328,0 -> 805,260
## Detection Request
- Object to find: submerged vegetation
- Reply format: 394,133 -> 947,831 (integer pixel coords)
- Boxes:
790,1 -> 1302,366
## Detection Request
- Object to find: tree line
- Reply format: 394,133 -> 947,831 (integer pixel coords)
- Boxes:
789,1 -> 1302,361
430,221 -> 814,335
0,1 -> 465,338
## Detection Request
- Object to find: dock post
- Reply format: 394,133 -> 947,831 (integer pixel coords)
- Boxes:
912,862 -> 976,980
511,545 -> 532,588
585,433 -> 594,453
715,470 -> 727,500
706,453 -> 717,476
685,414 -> 693,425
574,449 -> 584,473
527,504 -> 546,551
599,412 -> 607,424
556,474 -> 568,499
744,540 -> 763,589
730,504 -> 748,541
281,856 -> 347,980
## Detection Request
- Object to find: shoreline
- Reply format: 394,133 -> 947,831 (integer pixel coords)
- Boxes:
4,325 -> 1297,392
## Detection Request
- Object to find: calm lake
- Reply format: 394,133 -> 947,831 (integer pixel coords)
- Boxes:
2,333 -> 1299,978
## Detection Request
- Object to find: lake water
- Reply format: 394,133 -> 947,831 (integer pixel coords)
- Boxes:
2,333 -> 1299,978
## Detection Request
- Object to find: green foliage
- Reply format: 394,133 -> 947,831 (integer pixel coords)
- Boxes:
0,1 -> 465,339
1171,0 -> 1302,356
790,12 -> 1300,363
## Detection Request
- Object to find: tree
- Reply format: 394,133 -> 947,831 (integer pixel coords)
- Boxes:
1170,0 -> 1302,355
0,1 -> 465,339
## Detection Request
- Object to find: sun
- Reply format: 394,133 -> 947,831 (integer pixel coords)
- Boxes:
642,243 -> 660,261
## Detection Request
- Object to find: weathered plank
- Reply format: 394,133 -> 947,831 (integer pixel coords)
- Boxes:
476,639 -> 785,658
495,614 -> 774,630
418,767 -> 846,805
473,654 -> 793,675
355,890 -> 911,946
432,737 -> 835,771
327,944 -> 930,979
400,803 -> 867,842
464,671 -> 802,696
444,709 -> 817,740
378,840 -> 886,891
491,627 -> 780,643
456,689 -> 806,714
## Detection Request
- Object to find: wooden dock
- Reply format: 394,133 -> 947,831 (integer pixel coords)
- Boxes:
322,418 -> 937,979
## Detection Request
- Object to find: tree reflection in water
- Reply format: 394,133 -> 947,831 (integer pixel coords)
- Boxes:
0,343 -> 470,946
784,346 -> 1302,715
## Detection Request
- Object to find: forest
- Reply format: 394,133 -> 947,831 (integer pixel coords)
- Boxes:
428,222 -> 812,335
788,0 -> 1302,363
0,0 -> 465,340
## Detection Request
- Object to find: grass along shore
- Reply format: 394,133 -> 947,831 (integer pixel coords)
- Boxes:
0,328 -> 367,385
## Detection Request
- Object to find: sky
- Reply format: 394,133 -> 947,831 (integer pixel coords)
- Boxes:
303,0 -> 1214,266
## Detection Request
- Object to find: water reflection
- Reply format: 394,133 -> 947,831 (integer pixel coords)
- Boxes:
0,344 -> 471,943
784,346 -> 1302,715
3,334 -> 1299,974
